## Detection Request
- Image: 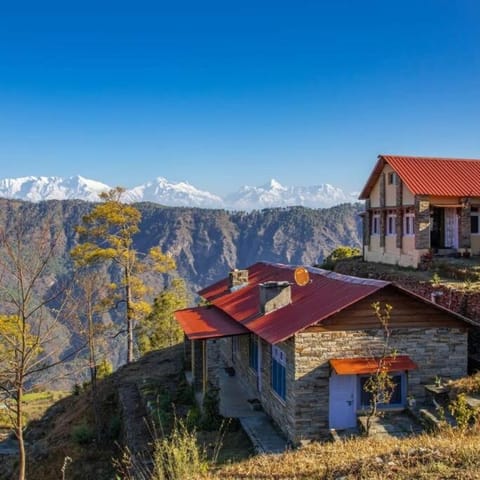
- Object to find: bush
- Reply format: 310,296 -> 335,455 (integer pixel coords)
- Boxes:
322,246 -> 361,270
152,418 -> 208,480
72,422 -> 95,445
108,414 -> 122,440
200,387 -> 221,431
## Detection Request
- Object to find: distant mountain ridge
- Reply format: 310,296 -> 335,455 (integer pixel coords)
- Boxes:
0,175 -> 359,209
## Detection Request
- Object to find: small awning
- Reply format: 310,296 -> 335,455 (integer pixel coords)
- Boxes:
174,306 -> 249,340
330,355 -> 417,375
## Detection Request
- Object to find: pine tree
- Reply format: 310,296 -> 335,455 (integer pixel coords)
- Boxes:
71,187 -> 176,363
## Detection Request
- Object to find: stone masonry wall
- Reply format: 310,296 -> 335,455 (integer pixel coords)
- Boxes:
207,339 -> 220,389
396,180 -> 403,248
380,174 -> 386,247
363,199 -> 371,247
414,195 -> 430,249
459,202 -> 471,249
293,327 -> 467,442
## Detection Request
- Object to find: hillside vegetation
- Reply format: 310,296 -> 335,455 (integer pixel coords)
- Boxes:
4,346 -> 480,480
0,199 -> 362,292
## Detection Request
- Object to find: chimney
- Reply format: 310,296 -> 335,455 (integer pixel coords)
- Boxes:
229,269 -> 249,291
259,281 -> 291,314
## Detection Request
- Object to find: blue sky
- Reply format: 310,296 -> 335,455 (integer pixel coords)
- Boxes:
0,1 -> 479,195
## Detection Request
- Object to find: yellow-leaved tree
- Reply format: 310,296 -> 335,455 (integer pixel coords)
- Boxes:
71,187 -> 177,363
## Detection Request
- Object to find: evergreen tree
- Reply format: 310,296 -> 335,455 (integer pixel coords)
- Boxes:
138,277 -> 189,354
71,187 -> 176,363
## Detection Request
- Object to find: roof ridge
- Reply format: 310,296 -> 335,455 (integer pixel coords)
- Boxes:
381,154 -> 480,162
260,261 -> 389,287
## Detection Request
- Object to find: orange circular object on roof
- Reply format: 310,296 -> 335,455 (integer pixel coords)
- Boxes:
294,267 -> 309,286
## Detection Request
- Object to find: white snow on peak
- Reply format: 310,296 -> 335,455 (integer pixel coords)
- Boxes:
0,175 -> 358,209
225,180 -> 357,210
123,177 -> 223,208
0,175 -> 110,202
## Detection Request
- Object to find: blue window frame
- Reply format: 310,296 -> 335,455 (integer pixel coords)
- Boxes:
271,345 -> 286,400
359,372 -> 405,409
249,335 -> 258,371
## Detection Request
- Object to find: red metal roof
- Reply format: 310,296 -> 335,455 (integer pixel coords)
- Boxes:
199,262 -> 389,344
174,306 -> 249,340
330,355 -> 417,375
359,155 -> 480,199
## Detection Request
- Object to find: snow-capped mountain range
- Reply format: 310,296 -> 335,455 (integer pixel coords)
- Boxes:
0,175 -> 359,210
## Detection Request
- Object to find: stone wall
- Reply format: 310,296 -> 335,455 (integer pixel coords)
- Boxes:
414,195 -> 430,249
207,339 -> 220,389
459,202 -> 471,249
293,326 -> 467,442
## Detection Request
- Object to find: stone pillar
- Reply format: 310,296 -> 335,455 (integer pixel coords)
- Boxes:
415,195 -> 431,249
459,201 -> 471,249
379,174 -> 386,247
184,335 -> 192,368
207,339 -> 220,389
363,200 -> 371,248
192,339 -> 205,392
396,181 -> 403,248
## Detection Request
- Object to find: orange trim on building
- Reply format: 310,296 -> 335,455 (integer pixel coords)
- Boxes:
330,355 -> 417,375
174,306 -> 249,340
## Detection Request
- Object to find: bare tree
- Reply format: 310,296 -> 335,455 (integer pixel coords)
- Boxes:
68,267 -> 113,439
363,302 -> 396,435
0,218 -> 74,480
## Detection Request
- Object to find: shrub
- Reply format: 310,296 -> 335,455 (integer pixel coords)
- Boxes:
152,418 -> 208,480
108,414 -> 122,440
72,422 -> 95,445
200,387 -> 221,431
449,393 -> 477,431
322,246 -> 361,270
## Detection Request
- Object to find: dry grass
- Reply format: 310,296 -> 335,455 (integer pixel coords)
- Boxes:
210,429 -> 480,479
449,372 -> 480,396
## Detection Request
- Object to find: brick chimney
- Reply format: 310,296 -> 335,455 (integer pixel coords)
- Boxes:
259,281 -> 291,314
228,269 -> 249,291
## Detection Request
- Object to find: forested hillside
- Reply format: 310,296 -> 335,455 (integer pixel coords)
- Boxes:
0,198 -> 363,291
0,198 -> 362,384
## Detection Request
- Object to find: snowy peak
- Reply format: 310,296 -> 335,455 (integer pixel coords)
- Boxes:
225,180 -> 357,209
124,177 -> 223,208
0,175 -> 358,209
0,175 -> 110,202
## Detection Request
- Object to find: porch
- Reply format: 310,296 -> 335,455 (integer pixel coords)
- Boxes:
218,366 -> 288,453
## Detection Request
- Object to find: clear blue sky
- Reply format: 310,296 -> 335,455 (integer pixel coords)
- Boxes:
0,1 -> 479,195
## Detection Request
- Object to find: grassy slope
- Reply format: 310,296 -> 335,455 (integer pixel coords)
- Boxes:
211,429 -> 480,479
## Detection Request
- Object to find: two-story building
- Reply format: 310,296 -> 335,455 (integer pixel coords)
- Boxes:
359,155 -> 480,268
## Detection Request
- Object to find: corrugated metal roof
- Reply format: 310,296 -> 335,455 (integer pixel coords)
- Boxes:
359,155 -> 480,199
199,262 -> 389,344
174,306 -> 249,340
330,355 -> 417,375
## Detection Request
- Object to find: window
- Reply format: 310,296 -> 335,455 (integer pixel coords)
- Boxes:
472,207 -> 480,235
404,213 -> 415,236
359,373 -> 405,409
271,345 -> 286,400
249,334 -> 258,371
387,172 -> 398,185
387,214 -> 396,236
371,214 -> 380,235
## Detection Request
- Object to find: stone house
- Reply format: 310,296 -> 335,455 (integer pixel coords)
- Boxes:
174,262 -> 470,444
359,155 -> 480,268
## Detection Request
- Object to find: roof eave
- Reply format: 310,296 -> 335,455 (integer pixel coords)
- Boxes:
358,155 -> 387,200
